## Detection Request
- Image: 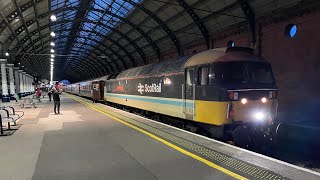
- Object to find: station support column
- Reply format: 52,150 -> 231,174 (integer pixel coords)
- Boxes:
30,75 -> 34,93
14,67 -> 20,99
7,64 -> 15,100
0,59 -> 10,102
22,72 -> 27,96
26,74 -> 30,94
18,70 -> 24,97
28,75 -> 33,93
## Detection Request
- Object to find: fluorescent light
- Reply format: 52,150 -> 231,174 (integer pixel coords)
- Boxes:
50,58 -> 54,62
50,15 -> 57,22
50,31 -> 55,37
50,49 -> 54,53
5,52 -> 9,56
51,54 -> 54,58
50,42 -> 55,46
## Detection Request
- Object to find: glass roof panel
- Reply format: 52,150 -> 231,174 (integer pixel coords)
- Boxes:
51,0 -> 142,69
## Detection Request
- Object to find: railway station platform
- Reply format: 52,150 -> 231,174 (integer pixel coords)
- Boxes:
0,94 -> 319,180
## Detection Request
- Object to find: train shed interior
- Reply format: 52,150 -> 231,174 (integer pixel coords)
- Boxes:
0,0 -> 320,179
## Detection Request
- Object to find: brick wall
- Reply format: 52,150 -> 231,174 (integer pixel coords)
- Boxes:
261,10 -> 320,115
158,10 -> 320,117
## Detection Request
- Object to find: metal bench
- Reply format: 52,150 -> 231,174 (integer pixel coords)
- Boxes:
0,107 -> 23,136
20,97 -> 36,108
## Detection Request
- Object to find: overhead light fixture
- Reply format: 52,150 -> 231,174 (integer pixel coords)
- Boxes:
50,15 -> 57,22
50,49 -> 55,53
50,42 -> 55,46
51,54 -> 54,58
50,58 -> 54,62
18,63 -> 20,65
5,52 -> 9,56
50,31 -> 55,37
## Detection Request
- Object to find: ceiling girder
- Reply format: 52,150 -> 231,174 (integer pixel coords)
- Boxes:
74,59 -> 105,78
22,38 -> 117,76
12,0 -> 36,54
52,6 -> 157,62
52,19 -> 147,65
175,0 -> 210,49
58,36 -> 124,72
0,12 -> 28,58
60,0 -> 95,63
55,32 -> 130,70
32,0 -> 45,57
126,0 -> 181,56
132,1 -> 242,52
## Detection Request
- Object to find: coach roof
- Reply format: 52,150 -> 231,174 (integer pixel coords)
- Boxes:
184,47 -> 266,68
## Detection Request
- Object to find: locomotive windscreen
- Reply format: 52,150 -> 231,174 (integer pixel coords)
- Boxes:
210,61 -> 275,84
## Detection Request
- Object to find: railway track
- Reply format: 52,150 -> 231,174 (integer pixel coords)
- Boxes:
107,100 -> 320,172
77,94 -> 320,173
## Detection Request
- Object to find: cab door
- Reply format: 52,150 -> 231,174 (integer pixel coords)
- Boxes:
183,68 -> 196,120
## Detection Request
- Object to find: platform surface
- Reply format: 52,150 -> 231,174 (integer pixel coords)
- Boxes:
0,94 -> 319,180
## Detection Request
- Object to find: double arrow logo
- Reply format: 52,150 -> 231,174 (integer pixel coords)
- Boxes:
138,83 -> 144,94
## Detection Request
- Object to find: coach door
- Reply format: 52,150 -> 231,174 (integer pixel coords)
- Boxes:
183,68 -> 196,120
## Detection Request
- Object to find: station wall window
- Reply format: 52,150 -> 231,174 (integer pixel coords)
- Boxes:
284,24 -> 297,38
198,67 -> 209,85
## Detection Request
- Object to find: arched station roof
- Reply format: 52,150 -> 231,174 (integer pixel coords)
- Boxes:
0,0 -> 318,82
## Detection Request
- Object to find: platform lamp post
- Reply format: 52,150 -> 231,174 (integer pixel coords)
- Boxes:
0,59 -> 10,102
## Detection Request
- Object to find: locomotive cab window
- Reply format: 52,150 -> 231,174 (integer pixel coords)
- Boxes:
198,67 -> 209,85
247,63 -> 274,83
213,62 -> 246,83
211,62 -> 275,84
186,69 -> 194,85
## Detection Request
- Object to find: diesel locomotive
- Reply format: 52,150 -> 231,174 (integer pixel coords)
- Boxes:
66,47 -> 278,147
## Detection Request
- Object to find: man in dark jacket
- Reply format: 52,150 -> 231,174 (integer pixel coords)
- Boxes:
47,88 -> 52,102
52,87 -> 61,114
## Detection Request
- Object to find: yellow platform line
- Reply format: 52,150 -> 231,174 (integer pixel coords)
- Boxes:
68,94 -> 248,180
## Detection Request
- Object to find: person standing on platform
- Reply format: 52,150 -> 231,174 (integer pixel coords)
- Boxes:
55,82 -> 61,90
47,88 -> 52,102
52,87 -> 61,114
36,88 -> 42,102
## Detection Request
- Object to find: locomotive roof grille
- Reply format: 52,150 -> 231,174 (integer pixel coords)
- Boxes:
115,47 -> 265,80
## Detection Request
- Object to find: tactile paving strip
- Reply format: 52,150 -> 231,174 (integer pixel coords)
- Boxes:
73,96 -> 287,180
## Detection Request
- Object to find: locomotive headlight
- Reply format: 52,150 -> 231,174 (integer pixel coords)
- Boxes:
241,98 -> 247,104
254,112 -> 265,121
261,97 -> 267,103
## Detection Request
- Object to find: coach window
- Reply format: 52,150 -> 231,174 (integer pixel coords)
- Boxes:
198,67 -> 209,85
186,69 -> 194,85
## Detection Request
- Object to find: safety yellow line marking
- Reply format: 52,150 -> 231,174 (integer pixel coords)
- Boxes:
67,94 -> 248,180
